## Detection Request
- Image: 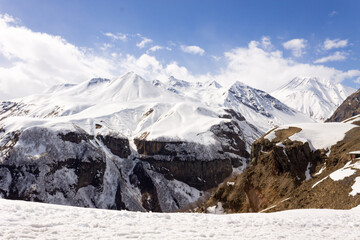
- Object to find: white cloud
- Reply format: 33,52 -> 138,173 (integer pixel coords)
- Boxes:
104,32 -> 127,41
180,45 -> 205,55
314,51 -> 347,64
282,38 -> 307,57
261,36 -> 272,50
0,14 -> 115,100
146,45 -> 171,53
1,13 -> 359,101
148,45 -> 163,52
323,38 -> 348,50
213,40 -> 360,92
136,37 -> 153,49
100,43 -> 113,51
0,13 -> 18,24
211,55 -> 221,61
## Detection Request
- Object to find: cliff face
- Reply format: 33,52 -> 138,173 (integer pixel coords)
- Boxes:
0,116 -> 254,212
201,120 -> 360,213
327,89 -> 360,122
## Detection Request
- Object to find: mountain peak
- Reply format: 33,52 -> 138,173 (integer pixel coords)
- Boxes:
272,77 -> 355,121
205,80 -> 222,89
167,76 -> 191,88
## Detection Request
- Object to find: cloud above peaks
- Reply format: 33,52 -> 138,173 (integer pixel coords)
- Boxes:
323,38 -> 348,50
213,40 -> 359,92
314,51 -> 347,64
1,13 -> 359,101
180,45 -> 205,55
283,38 -> 307,57
0,14 -> 115,100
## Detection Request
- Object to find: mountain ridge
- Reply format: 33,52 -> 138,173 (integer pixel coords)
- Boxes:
272,77 -> 355,122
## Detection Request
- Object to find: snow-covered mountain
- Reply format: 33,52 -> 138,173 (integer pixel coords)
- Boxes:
155,76 -> 313,132
0,72 -> 313,212
272,77 -> 355,122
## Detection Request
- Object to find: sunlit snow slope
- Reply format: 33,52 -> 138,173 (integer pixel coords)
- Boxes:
272,77 -> 355,122
1,199 -> 360,240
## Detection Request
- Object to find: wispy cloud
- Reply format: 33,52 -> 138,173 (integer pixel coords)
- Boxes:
261,36 -> 273,50
136,37 -> 153,49
100,43 -> 113,51
104,32 -> 127,41
329,10 -> 338,17
323,38 -> 348,50
146,45 -> 171,53
282,38 -> 307,57
180,45 -> 205,55
314,51 -> 347,64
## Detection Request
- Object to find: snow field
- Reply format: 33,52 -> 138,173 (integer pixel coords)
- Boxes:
265,122 -> 355,151
1,199 -> 360,240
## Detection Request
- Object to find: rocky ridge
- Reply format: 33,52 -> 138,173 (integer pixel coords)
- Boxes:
326,89 -> 360,122
201,117 -> 360,213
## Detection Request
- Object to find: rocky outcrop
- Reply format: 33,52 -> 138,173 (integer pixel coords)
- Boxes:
327,89 -> 360,122
129,162 -> 161,212
133,119 -> 254,192
201,123 -> 360,213
143,158 -> 232,191
96,135 -> 131,158
0,128 -> 111,208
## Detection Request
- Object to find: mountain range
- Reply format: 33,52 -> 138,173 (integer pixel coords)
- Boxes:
0,72 -> 357,212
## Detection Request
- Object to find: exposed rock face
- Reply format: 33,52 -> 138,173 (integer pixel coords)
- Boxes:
0,117 -> 253,212
96,135 -> 131,158
327,89 -> 360,122
129,162 -> 161,212
132,119 -> 253,192
0,128 -> 112,208
143,158 -> 232,191
201,123 -> 360,213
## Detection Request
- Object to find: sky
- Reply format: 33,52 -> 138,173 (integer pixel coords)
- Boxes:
0,0 -> 360,100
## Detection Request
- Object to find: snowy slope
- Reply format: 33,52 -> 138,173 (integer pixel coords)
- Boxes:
265,122 -> 356,151
272,77 -> 355,122
155,76 -> 314,132
1,72 -> 256,144
1,198 -> 360,240
1,72 -> 314,146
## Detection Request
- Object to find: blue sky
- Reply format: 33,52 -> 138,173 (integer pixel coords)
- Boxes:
0,0 -> 359,99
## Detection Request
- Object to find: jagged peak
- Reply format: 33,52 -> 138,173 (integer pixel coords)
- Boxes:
229,81 -> 266,94
167,76 -> 191,88
205,80 -> 222,89
87,77 -> 111,87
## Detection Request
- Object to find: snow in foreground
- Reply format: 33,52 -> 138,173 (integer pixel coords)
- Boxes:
1,199 -> 360,240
